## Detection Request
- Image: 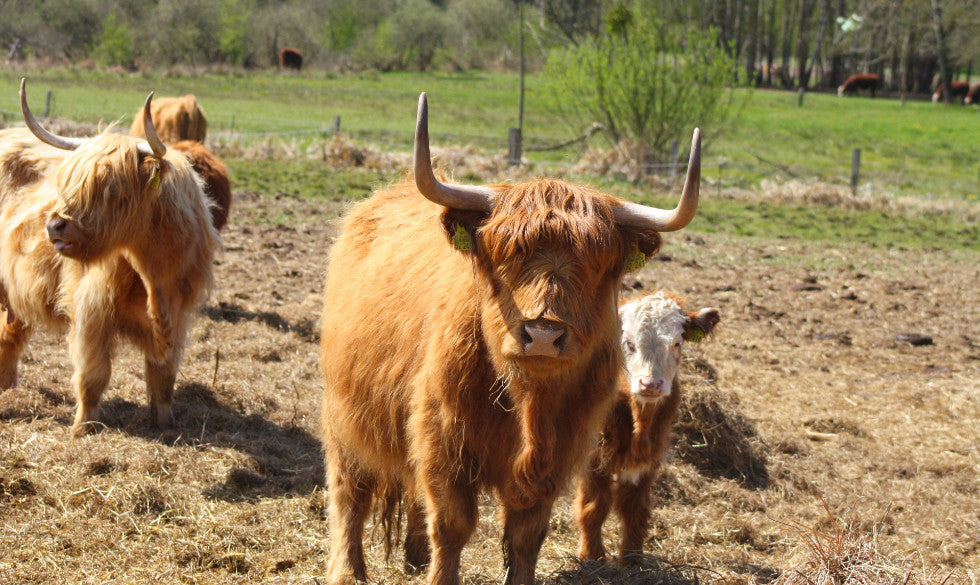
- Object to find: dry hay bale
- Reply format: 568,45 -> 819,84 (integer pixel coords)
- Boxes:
674,369 -> 770,488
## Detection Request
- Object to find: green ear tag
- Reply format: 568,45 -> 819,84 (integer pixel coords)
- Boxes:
687,327 -> 705,343
149,166 -> 161,189
452,225 -> 472,251
625,241 -> 646,271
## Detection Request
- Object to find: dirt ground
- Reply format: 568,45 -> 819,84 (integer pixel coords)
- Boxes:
0,185 -> 977,585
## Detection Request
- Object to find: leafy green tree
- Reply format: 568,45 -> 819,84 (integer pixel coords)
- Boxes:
91,12 -> 133,67
542,6 -> 744,172
219,0 -> 252,66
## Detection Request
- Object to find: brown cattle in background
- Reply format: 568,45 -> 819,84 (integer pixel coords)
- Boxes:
279,47 -> 303,71
0,81 -> 220,437
933,80 -> 971,103
129,94 -> 207,144
319,93 -> 702,585
129,96 -> 231,230
966,83 -> 980,105
171,140 -> 231,231
838,73 -> 881,97
576,292 -> 720,562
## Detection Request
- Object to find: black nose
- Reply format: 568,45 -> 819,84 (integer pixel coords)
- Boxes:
46,216 -> 68,239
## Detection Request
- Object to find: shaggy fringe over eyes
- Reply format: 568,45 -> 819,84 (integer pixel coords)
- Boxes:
54,132 -> 150,233
479,180 -> 626,272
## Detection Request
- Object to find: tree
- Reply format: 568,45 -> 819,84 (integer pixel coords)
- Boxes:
91,12 -> 133,67
541,6 -> 743,175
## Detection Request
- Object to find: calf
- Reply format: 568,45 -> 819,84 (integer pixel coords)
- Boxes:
575,291 -> 720,562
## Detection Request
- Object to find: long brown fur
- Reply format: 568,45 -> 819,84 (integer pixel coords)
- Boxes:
575,292 -> 720,563
320,175 -> 664,585
129,94 -> 207,144
0,127 -> 220,437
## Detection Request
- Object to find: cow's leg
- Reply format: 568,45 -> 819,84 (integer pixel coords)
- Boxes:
574,468 -> 613,561
403,489 -> 431,574
68,315 -> 114,438
423,475 -> 477,585
145,353 -> 179,429
0,312 -> 30,389
501,498 -> 555,585
614,472 -> 655,564
325,443 -> 375,585
144,314 -> 185,429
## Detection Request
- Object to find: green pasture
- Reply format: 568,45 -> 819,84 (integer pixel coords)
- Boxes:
0,67 -> 977,251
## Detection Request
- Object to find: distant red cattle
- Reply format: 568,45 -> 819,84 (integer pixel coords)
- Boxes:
966,84 -> 980,105
279,47 -> 303,71
838,73 -> 881,98
933,81 -> 971,103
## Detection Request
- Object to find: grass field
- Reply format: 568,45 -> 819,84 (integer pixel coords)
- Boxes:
0,67 -> 977,201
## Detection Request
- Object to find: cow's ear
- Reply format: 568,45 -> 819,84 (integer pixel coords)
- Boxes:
139,155 -> 166,191
441,208 -> 487,254
684,308 -> 720,342
620,227 -> 663,265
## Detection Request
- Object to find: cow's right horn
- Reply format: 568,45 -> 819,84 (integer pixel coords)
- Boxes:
137,92 -> 167,158
414,92 -> 495,211
20,78 -> 87,151
614,128 -> 701,232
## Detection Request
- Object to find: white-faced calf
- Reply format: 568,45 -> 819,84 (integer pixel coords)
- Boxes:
575,291 -> 720,562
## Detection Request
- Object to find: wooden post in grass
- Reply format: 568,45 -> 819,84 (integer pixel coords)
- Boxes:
333,115 -> 341,136
851,148 -> 861,195
43,90 -> 52,118
668,138 -> 679,178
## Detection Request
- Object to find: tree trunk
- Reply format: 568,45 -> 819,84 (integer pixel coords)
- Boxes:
929,0 -> 951,104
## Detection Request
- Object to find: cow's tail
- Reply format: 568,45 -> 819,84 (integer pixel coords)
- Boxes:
373,477 -> 403,560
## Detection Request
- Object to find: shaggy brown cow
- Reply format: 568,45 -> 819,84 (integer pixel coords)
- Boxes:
932,80 -> 971,103
576,292 -> 720,562
0,80 -> 220,437
279,47 -> 303,70
319,93 -> 701,585
171,140 -> 231,231
966,83 -> 980,105
129,94 -> 207,144
838,73 -> 881,97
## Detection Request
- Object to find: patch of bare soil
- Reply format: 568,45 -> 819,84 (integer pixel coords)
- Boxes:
0,189 -> 976,585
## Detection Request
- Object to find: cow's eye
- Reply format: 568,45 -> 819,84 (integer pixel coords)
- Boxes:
623,339 -> 636,353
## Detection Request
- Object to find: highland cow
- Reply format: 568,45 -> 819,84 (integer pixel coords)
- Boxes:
279,47 -> 303,71
319,93 -> 702,585
129,94 -> 207,144
838,73 -> 881,97
0,80 -> 220,437
171,140 -> 231,231
575,292 -> 720,562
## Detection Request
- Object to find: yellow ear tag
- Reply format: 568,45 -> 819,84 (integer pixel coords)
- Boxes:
148,165 -> 161,190
452,225 -> 472,251
625,241 -> 646,271
687,327 -> 705,343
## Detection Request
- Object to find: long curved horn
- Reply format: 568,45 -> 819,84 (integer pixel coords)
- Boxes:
614,127 -> 701,231
19,78 -> 86,151
137,92 -> 167,158
414,92 -> 495,211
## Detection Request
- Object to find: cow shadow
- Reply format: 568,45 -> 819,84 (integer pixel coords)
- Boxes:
544,555 -> 714,585
99,382 -> 323,502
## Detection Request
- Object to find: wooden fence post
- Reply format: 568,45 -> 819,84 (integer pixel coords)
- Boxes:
43,90 -> 52,118
333,115 -> 341,136
851,148 -> 861,194
668,138 -> 679,178
508,127 -> 522,166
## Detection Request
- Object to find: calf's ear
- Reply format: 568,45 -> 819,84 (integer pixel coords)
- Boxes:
441,208 -> 488,254
684,308 -> 721,342
140,155 -> 166,191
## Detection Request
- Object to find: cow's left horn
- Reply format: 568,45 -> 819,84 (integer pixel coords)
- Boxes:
137,92 -> 167,158
414,92 -> 495,211
614,128 -> 701,232
19,78 -> 86,151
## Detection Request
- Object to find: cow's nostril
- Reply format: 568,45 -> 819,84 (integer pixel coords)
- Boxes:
46,216 -> 68,237
553,329 -> 567,350
521,326 -> 533,346
521,319 -> 568,356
